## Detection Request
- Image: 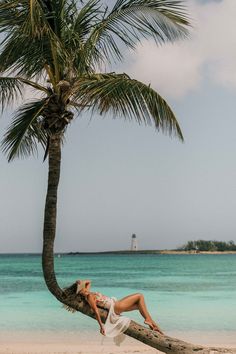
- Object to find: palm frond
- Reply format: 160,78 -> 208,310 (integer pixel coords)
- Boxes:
0,0 -> 50,36
0,25 -> 47,77
71,73 -> 183,140
1,99 -> 48,161
0,77 -> 24,111
0,1 -> 26,33
39,0 -> 66,37
72,0 -> 101,39
60,0 -> 102,75
16,77 -> 49,94
83,0 -> 190,67
0,1 -> 70,83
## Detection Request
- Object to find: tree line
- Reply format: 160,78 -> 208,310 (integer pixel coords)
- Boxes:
180,240 -> 236,252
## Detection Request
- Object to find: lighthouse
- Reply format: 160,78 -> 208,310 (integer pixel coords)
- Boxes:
131,234 -> 138,251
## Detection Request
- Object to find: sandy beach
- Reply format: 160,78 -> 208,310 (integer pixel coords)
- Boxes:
0,331 -> 235,354
0,342 -> 157,354
0,331 -> 158,354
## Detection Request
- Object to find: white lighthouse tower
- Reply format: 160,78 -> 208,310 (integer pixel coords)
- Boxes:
131,234 -> 138,251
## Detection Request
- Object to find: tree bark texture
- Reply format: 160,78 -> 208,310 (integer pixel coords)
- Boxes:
41,136 -> 236,354
42,133 -> 65,301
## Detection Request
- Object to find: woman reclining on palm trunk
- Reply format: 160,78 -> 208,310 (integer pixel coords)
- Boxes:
76,279 -> 163,337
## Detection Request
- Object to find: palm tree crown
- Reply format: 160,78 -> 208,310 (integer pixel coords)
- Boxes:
0,0 -> 189,160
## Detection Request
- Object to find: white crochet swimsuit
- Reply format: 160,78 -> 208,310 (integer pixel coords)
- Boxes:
93,292 -> 130,337
94,292 -> 114,310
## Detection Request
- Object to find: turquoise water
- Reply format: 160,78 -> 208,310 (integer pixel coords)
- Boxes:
0,254 -> 236,335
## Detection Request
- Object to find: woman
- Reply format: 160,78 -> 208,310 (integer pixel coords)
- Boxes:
76,279 -> 163,337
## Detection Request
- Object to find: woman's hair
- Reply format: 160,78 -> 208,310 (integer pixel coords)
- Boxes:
62,282 -> 78,314
63,282 -> 77,296
76,279 -> 86,293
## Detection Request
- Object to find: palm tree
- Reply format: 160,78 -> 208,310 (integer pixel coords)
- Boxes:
0,1 -> 204,352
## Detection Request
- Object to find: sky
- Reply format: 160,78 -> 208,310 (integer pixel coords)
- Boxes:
1,0 -> 236,253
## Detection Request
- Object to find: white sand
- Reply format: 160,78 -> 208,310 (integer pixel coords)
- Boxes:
0,331 -> 159,354
0,343 -> 157,354
0,330 -> 235,354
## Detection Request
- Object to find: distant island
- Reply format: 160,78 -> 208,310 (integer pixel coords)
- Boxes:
68,240 -> 236,255
178,240 -> 236,252
68,250 -> 163,255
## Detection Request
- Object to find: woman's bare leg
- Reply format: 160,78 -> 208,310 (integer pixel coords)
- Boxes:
114,293 -> 163,334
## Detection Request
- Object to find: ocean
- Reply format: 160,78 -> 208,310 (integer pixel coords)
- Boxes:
0,253 -> 236,344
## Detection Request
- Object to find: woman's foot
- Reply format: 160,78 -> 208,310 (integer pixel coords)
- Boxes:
144,319 -> 164,335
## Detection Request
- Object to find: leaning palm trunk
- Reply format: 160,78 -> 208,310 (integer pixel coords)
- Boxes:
42,133 -> 65,301
42,144 -> 236,354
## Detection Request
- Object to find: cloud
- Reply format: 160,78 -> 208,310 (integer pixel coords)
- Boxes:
122,0 -> 236,99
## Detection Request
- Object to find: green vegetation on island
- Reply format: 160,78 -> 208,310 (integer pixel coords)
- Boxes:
179,240 -> 236,252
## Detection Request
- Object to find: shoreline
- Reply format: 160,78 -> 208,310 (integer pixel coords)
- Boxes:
1,251 -> 236,255
0,330 -> 236,354
0,331 -> 158,354
67,250 -> 236,255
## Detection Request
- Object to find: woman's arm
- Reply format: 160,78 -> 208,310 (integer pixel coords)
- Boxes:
76,279 -> 91,294
84,280 -> 91,291
86,293 -> 105,335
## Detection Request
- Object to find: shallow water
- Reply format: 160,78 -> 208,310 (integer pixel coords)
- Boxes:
0,253 -> 236,339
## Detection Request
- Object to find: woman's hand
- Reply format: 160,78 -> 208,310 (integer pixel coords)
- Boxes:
76,279 -> 91,294
85,280 -> 91,290
100,325 -> 105,336
86,294 -> 104,335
